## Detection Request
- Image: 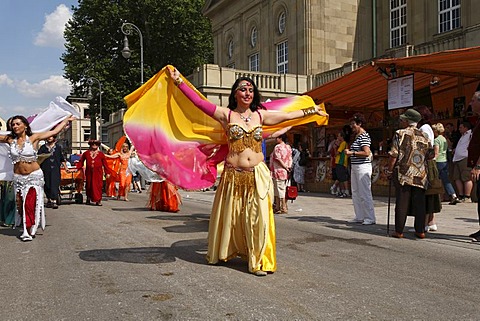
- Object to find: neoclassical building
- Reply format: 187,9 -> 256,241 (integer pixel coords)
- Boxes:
203,0 -> 372,75
202,0 -> 480,78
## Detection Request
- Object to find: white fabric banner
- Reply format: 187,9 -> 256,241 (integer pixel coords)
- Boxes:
128,156 -> 164,183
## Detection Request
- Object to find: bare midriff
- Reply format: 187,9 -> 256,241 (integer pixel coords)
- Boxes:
226,149 -> 264,169
14,162 -> 40,175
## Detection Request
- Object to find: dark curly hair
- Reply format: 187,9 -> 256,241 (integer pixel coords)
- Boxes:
227,77 -> 264,111
350,113 -> 367,127
88,139 -> 101,146
9,115 -> 33,138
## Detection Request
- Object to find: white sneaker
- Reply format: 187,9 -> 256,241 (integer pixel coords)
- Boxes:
330,185 -> 337,195
20,233 -> 33,242
21,235 -> 33,242
362,219 -> 376,225
427,224 -> 437,232
347,218 -> 363,223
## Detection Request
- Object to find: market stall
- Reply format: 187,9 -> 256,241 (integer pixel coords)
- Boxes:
302,46 -> 480,195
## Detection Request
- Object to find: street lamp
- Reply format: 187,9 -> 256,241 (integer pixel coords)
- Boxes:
87,77 -> 102,141
121,22 -> 144,84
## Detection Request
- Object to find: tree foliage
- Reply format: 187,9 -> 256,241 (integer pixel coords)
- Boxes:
61,0 -> 213,117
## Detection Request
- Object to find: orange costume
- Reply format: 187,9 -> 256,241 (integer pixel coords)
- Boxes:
105,154 -> 119,197
104,136 -> 128,198
147,181 -> 181,212
105,138 -> 133,200
117,155 -> 132,197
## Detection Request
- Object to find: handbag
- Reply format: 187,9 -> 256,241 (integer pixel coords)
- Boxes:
285,174 -> 298,202
286,185 -> 298,201
425,159 -> 444,195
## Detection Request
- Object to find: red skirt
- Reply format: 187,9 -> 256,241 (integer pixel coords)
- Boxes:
147,182 -> 180,212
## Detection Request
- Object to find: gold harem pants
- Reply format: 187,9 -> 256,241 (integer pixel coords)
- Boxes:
206,162 -> 276,273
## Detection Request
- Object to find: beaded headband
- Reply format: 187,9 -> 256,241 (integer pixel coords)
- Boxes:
235,81 -> 252,91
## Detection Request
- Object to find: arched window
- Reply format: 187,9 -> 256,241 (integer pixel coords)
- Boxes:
250,26 -> 257,48
278,11 -> 286,34
228,39 -> 234,59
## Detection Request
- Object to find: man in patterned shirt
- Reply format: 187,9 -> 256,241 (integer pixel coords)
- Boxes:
270,134 -> 292,214
387,109 -> 431,239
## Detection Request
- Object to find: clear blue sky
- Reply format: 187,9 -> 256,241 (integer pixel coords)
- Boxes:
0,0 -> 78,119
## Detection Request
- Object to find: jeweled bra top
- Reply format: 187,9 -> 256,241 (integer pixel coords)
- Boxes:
9,136 -> 38,164
227,110 -> 263,154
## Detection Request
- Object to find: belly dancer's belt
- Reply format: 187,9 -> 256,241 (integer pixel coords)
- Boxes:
225,163 -> 255,172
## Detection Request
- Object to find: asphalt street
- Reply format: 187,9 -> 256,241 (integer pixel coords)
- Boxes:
0,189 -> 479,321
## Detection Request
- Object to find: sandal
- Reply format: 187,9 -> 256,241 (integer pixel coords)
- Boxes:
253,270 -> 267,276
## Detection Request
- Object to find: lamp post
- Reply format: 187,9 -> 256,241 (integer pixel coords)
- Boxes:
87,77 -> 102,141
121,22 -> 144,84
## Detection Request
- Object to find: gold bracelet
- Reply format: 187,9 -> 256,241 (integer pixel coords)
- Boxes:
302,107 -> 316,117
174,77 -> 183,86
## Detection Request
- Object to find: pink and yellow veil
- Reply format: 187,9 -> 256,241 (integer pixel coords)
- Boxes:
123,65 -> 328,190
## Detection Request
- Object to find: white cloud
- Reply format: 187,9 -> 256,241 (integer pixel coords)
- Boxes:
16,75 -> 72,98
0,105 -> 27,117
34,4 -> 72,48
0,74 -> 14,87
0,74 -> 71,118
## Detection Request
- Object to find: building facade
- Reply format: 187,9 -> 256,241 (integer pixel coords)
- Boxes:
203,0 -> 371,76
202,0 -> 480,85
57,97 -> 99,155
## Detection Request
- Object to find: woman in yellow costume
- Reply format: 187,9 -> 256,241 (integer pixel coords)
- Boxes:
169,68 -> 327,276
123,66 -> 328,276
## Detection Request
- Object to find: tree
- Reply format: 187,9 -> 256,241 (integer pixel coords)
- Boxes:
61,0 -> 213,118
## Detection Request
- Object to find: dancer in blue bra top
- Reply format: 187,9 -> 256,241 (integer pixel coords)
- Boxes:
0,115 -> 74,242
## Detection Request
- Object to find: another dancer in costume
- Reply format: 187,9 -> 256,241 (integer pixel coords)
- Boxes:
0,115 -> 74,241
104,148 -> 118,198
147,181 -> 181,212
167,67 -> 327,276
75,139 -> 110,206
38,135 -> 68,209
106,142 -> 134,201
127,150 -> 179,211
